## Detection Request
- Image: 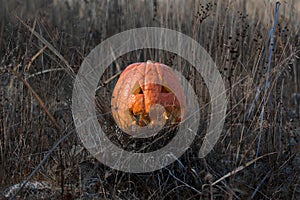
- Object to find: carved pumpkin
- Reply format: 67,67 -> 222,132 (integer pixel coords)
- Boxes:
111,60 -> 186,135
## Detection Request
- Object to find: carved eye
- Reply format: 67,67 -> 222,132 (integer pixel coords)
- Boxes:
111,60 -> 186,135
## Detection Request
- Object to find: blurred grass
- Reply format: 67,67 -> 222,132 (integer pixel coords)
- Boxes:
0,0 -> 299,199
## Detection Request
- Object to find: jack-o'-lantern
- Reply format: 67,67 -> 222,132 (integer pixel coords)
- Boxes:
111,60 -> 186,136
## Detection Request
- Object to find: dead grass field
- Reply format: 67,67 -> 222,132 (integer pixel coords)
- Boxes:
0,0 -> 299,199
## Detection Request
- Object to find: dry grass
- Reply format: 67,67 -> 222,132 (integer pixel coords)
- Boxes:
0,0 -> 299,199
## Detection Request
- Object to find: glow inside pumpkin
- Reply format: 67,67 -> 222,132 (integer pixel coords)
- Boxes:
111,60 -> 186,135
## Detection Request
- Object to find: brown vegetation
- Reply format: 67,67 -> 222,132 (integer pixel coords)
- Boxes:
0,0 -> 299,199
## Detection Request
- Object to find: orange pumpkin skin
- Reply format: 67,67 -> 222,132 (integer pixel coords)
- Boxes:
111,60 -> 186,134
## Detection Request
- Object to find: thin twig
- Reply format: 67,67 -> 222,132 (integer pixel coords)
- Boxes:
96,70 -> 122,91
25,68 -> 65,80
251,170 -> 271,199
12,66 -> 61,132
256,2 -> 281,167
26,45 -> 47,72
166,168 -> 202,195
11,130 -> 74,199
15,15 -> 76,79
212,152 -> 276,186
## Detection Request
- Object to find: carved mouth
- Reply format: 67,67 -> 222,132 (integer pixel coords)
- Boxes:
129,83 -> 181,127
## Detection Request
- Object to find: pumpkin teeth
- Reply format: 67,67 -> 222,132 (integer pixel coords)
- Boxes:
164,112 -> 169,120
